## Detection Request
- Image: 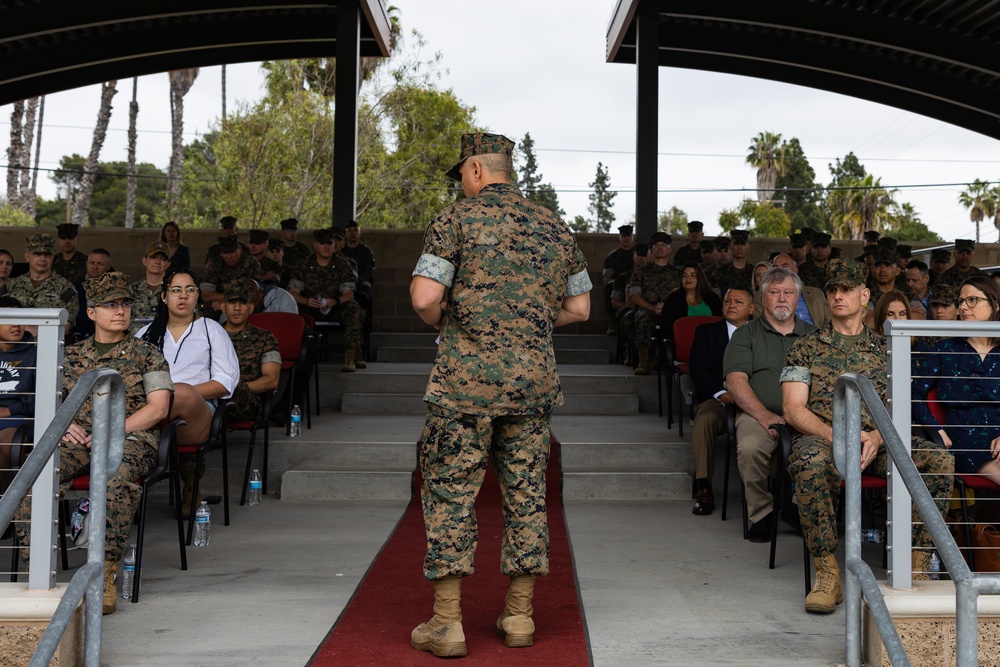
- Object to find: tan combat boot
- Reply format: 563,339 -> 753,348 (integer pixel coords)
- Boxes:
353,346 -> 367,370
103,561 -> 117,615
634,348 -> 651,376
805,554 -> 843,614
912,549 -> 932,581
496,575 -> 535,648
411,576 -> 467,657
341,347 -> 356,373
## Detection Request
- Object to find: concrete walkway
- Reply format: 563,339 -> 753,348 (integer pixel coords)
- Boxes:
38,411 -> 877,666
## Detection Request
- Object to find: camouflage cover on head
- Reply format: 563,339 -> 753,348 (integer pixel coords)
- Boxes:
931,248 -> 952,262
714,237 -> 731,249
313,228 -> 334,243
955,239 -> 976,252
929,283 -> 958,305
873,249 -> 898,266
730,229 -> 750,244
26,234 -> 55,254
617,224 -> 634,235
279,217 -> 298,230
824,259 -> 868,289
85,271 -> 131,303
445,132 -> 515,180
897,244 -> 912,258
346,220 -> 359,229
145,241 -> 170,258
223,277 -> 255,301
267,238 -> 284,250
789,233 -> 806,247
217,236 -> 239,253
56,223 -> 79,239
248,229 -> 270,244
876,237 -> 898,249
331,227 -> 346,241
863,230 -> 880,243
688,220 -> 703,231
649,232 -> 672,246
812,233 -> 832,247
219,216 -> 238,229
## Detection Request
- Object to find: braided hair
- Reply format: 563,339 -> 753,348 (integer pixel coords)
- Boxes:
140,268 -> 199,352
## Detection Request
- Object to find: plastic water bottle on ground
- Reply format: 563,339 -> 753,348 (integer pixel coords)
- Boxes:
121,543 -> 138,600
248,469 -> 262,506
194,501 -> 211,547
290,405 -> 302,438
861,528 -> 884,544
930,551 -> 941,580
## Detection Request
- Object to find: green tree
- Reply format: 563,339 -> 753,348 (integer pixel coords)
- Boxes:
730,199 -> 790,237
516,133 -> 564,216
828,174 -> 896,240
51,155 -> 166,227
958,179 -> 993,243
0,200 -> 35,226
718,208 -> 740,233
658,206 -> 688,233
828,152 -> 866,189
888,202 -> 943,242
569,214 -> 590,233
588,162 -> 616,233
746,131 -> 787,202
773,137 -> 827,231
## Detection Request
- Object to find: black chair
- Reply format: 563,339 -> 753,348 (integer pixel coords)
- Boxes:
234,389 -> 277,505
177,399 -> 231,546
721,403 -> 748,539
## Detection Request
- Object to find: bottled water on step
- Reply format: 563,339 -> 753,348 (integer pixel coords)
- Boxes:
121,543 -> 138,600
248,469 -> 262,507
290,405 -> 302,438
861,528 -> 884,544
930,551 -> 941,580
194,501 -> 211,547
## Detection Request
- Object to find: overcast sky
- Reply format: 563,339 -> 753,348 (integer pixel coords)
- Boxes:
3,0 -> 999,241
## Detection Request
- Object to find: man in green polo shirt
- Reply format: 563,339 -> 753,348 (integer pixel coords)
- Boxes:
723,266 -> 816,542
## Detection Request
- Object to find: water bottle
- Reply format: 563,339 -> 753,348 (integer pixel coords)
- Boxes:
194,501 -> 211,547
248,469 -> 262,507
930,551 -> 941,580
862,528 -> 885,544
121,543 -> 138,600
289,405 -> 302,438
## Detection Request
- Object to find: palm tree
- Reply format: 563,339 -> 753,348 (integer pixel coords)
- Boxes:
985,183 -> 1000,243
746,131 -> 787,203
828,175 -> 896,240
958,179 -> 991,242
125,77 -> 139,228
72,80 -> 118,227
167,68 -> 200,213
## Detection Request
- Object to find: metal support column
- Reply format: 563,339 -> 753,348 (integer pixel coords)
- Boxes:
634,0 -> 659,242
333,1 -> 361,227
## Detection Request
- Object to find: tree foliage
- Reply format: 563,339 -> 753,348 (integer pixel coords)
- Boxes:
588,162 -> 616,233
569,214 -> 590,233
828,174 -> 896,241
51,154 -> 166,227
957,179 -> 995,243
773,137 -> 826,232
746,131 -> 787,202
888,202 -> 942,242
658,206 -> 688,234
516,133 -> 564,216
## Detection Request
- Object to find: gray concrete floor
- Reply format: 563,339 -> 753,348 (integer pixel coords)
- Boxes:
30,411 -> 881,666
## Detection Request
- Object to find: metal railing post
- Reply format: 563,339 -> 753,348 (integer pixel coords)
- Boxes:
885,321 -> 913,590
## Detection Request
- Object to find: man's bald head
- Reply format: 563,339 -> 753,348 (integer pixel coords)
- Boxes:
772,254 -> 798,274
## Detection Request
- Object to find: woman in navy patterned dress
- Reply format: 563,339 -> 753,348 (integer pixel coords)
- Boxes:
912,276 -> 1000,475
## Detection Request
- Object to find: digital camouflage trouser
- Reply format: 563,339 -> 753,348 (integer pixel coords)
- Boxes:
228,380 -> 262,423
789,434 -> 954,557
16,436 -> 156,564
303,301 -> 364,350
634,308 -> 656,355
419,403 -> 551,580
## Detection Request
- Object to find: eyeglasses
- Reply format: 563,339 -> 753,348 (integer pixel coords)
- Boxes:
97,300 -> 133,311
955,296 -> 992,309
167,286 -> 200,295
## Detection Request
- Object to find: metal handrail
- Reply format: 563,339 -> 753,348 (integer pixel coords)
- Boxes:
0,368 -> 126,667
833,374 -> 1000,667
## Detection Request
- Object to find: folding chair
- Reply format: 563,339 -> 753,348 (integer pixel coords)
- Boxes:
249,312 -> 310,432
233,389 -> 277,505
178,399 -> 231,546
665,316 -> 722,437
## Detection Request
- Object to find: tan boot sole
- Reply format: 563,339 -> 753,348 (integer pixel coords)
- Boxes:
410,638 -> 467,657
804,589 -> 843,614
496,614 -> 534,648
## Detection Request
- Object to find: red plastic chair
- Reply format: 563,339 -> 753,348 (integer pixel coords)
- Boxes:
250,312 -> 310,433
665,315 -> 722,437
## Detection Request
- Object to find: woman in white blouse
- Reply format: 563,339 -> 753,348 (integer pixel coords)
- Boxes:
137,269 -> 239,447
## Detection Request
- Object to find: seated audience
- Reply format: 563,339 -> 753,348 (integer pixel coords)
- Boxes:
661,261 -> 722,338
753,261 -> 773,292
160,221 -> 191,273
15,272 -> 172,614
687,287 -> 753,515
220,279 -> 281,422
86,248 -> 113,280
128,242 -> 171,327
53,223 -> 87,285
0,296 -> 35,489
872,290 -> 911,335
626,232 -> 680,375
0,249 -> 12,291
201,236 -> 262,313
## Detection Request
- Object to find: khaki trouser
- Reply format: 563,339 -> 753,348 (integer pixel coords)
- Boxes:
735,412 -> 779,524
691,400 -> 726,480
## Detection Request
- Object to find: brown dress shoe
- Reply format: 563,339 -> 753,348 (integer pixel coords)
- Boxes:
692,488 -> 715,515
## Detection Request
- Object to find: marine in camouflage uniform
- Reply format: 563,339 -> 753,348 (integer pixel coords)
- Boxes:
671,220 -> 704,267
411,132 -> 590,596
3,234 -> 79,331
53,222 -> 88,285
602,224 -> 634,334
710,229 -> 754,296
626,231 -> 679,374
935,239 -> 986,287
127,241 -> 172,330
14,272 -> 173,612
201,236 -> 262,300
220,277 -> 282,422
780,260 -> 952,608
288,228 -> 365,368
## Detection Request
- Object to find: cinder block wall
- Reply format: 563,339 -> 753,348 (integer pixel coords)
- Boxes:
0,227 -> 984,334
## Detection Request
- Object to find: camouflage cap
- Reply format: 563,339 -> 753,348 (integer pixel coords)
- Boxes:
876,237 -> 898,249
144,241 -> 170,258
267,238 -> 284,251
929,283 -> 958,305
931,248 -> 951,262
617,224 -> 634,235
248,229 -> 270,245
824,258 -> 869,290
896,244 -> 912,258
813,232 -> 832,247
798,227 -> 817,243
56,223 -> 79,239
688,220 -> 704,231
789,233 -> 806,247
217,235 -> 239,253
219,216 -> 238,229
649,232 -> 672,246
223,277 -> 256,301
863,230 -> 880,243
85,271 -> 131,304
730,229 -> 750,244
26,234 -> 55,254
700,243 -> 714,255
346,220 -> 360,229
955,238 -> 976,252
279,217 -> 298,230
873,249 -> 898,266
313,228 -> 334,244
714,237 -> 731,250
445,132 -> 515,181
331,226 -> 346,241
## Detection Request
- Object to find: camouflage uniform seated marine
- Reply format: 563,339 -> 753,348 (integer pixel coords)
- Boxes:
220,278 -> 281,422
626,231 -> 680,374
128,241 -> 171,326
53,223 -> 88,285
201,235 -> 263,297
3,233 -> 79,332
710,229 -> 754,296
936,238 -> 986,287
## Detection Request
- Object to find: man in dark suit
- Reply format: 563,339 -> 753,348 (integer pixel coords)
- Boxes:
688,286 -> 754,515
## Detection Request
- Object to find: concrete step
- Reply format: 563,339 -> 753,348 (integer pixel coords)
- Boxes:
556,348 -> 611,364
341,393 -> 639,415
376,345 -> 610,364
562,471 -> 691,500
280,469 -> 413,500
561,442 -> 689,470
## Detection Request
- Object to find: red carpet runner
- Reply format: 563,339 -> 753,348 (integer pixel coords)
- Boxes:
307,436 -> 591,666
